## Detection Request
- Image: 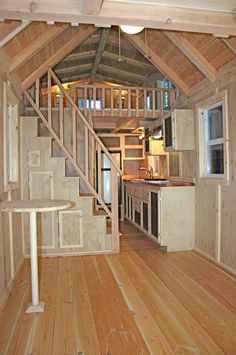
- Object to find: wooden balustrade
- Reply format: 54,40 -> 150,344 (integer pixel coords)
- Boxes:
24,68 -> 123,252
35,81 -> 175,119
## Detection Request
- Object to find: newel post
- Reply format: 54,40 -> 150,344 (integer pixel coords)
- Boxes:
111,164 -> 120,253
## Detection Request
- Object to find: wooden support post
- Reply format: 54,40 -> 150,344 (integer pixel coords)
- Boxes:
93,87 -> 96,114
119,88 -> 122,117
85,125 -> 89,179
35,79 -> 40,107
152,89 -> 155,117
97,144 -> 102,198
72,108 -> 77,162
48,71 -> 52,125
128,88 -> 131,116
144,89 -> 147,117
111,165 -> 119,253
59,91 -> 64,143
102,87 -> 105,116
110,88 -> 114,115
135,89 -> 139,117
84,87 -> 87,114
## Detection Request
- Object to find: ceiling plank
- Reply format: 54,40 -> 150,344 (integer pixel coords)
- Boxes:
10,24 -> 69,73
222,37 -> 236,55
0,20 -> 29,48
124,33 -> 190,96
1,2 -> 236,36
90,28 -> 109,81
55,62 -> 92,75
164,31 -> 217,82
103,51 -> 155,70
0,21 -> 20,42
21,25 -> 98,92
80,0 -> 104,15
113,117 -> 137,133
99,63 -> 145,82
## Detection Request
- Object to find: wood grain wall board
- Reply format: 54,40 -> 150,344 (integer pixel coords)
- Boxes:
195,184 -> 217,258
210,48 -> 236,70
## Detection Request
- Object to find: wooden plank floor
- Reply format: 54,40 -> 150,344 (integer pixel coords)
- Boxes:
1,221 -> 236,354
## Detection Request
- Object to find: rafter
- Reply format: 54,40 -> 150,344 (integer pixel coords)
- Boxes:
222,37 -> 236,55
124,33 -> 190,95
21,25 -> 98,92
0,20 -> 29,48
99,63 -> 145,82
10,24 -> 69,73
55,63 -> 92,75
90,28 -> 109,81
164,31 -> 217,82
80,0 -> 104,15
0,2 -> 236,36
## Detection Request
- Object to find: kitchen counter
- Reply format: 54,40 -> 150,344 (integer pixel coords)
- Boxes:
123,179 -> 194,188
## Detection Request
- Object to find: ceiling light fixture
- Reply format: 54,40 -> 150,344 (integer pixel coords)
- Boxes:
120,25 -> 144,35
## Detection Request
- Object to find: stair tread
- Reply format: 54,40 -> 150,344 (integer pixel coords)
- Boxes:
93,209 -> 108,216
80,193 -> 94,197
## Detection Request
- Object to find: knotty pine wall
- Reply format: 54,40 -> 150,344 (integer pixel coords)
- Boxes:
177,68 -> 236,274
0,72 -> 23,312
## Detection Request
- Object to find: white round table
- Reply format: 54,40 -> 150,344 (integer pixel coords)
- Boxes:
0,199 -> 71,313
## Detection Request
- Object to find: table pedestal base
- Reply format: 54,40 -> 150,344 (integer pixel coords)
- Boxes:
26,301 -> 45,313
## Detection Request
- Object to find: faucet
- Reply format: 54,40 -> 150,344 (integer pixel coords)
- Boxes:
139,166 -> 153,179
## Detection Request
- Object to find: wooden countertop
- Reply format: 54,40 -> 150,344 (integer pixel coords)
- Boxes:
123,179 -> 194,188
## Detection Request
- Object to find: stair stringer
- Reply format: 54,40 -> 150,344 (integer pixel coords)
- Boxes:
21,116 -> 112,256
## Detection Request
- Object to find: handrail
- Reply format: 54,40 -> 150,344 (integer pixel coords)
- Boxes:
24,89 -> 112,218
49,68 -> 122,176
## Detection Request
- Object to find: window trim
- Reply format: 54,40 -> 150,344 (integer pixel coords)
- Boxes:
197,90 -> 229,185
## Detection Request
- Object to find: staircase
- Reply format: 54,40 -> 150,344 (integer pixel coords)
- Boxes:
23,69 -> 121,254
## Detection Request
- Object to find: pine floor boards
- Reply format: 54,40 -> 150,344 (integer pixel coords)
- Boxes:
0,221 -> 236,354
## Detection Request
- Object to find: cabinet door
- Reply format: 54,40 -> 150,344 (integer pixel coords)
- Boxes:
142,202 -> 148,232
151,192 -> 159,238
59,210 -> 83,248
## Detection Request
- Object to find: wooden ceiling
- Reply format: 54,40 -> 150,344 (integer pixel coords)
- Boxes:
0,0 -> 236,96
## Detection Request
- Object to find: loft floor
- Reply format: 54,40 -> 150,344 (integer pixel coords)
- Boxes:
0,221 -> 236,354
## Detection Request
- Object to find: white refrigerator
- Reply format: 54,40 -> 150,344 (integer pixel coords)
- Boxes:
100,151 -> 121,204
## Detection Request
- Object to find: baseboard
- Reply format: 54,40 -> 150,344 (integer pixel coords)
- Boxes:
194,247 -> 236,278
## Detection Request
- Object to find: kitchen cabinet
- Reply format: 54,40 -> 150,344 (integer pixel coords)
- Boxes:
163,109 -> 194,151
124,181 -> 195,252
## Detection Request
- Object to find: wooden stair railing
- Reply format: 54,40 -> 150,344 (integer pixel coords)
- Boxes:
24,68 -> 122,252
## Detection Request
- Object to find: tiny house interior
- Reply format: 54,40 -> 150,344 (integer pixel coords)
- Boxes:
1,1 -> 236,353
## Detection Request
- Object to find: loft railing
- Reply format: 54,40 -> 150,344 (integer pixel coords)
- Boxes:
24,68 -> 121,252
35,81 -> 175,118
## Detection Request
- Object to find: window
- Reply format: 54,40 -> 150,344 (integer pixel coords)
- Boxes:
197,91 -> 229,184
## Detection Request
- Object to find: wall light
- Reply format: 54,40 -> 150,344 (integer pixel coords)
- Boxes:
120,25 -> 144,34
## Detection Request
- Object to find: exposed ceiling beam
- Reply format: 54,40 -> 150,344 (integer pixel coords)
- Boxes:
10,24 -> 69,73
95,73 -> 135,86
142,72 -> 164,87
1,2 -> 236,36
99,63 -> 146,82
113,117 -> 137,133
164,31 -> 217,83
60,50 -> 96,63
0,20 -> 29,48
222,37 -> 236,55
55,62 -> 92,75
80,0 -> 104,15
90,28 -> 109,81
124,33 -> 190,96
103,51 -> 155,71
21,25 -> 98,92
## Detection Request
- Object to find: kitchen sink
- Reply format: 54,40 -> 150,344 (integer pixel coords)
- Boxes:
144,178 -> 169,182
